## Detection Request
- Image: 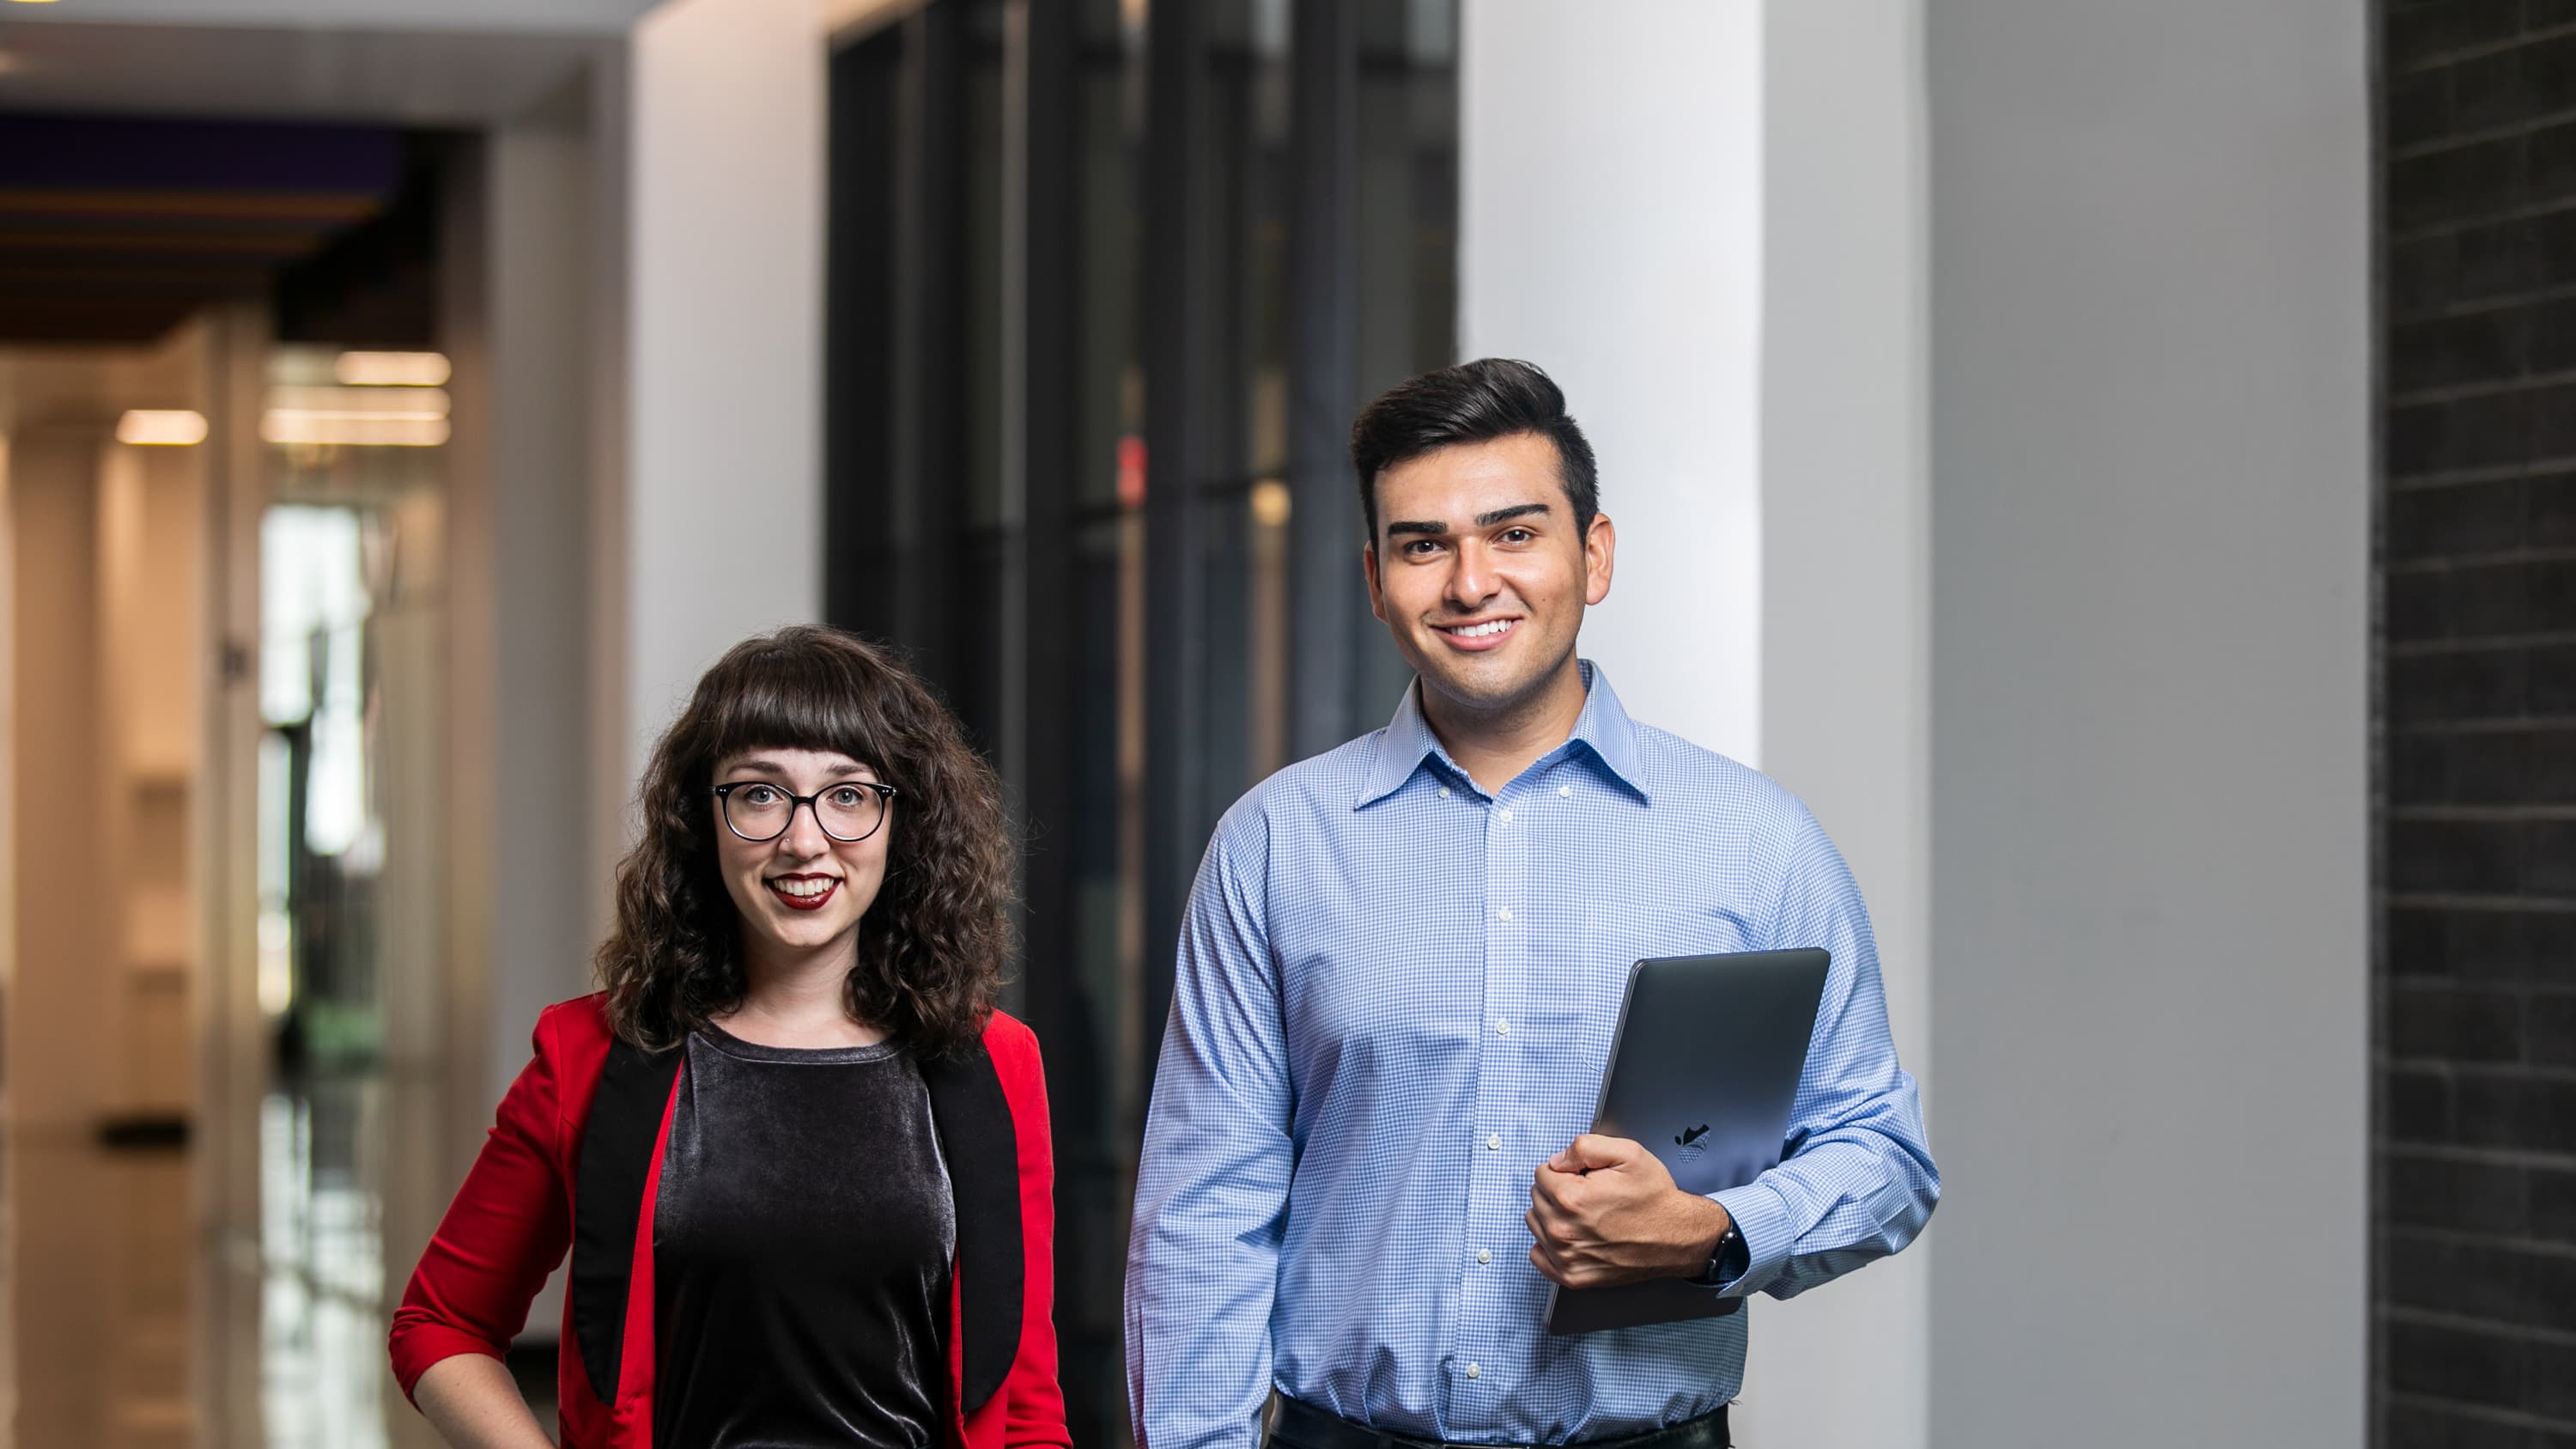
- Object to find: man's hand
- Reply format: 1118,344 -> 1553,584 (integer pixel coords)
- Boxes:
1526,1133 -> 1732,1289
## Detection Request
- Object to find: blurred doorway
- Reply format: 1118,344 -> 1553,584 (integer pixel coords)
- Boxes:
243,343 -> 455,1449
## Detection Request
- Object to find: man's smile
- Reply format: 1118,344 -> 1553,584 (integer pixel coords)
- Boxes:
1433,617 -> 1521,650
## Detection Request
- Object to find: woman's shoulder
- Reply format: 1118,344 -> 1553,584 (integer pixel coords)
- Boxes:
974,1006 -> 1046,1087
976,1004 -> 1037,1058
532,990 -> 617,1063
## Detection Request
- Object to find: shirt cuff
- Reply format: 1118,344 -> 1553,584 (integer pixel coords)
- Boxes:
1708,1181 -> 1796,1297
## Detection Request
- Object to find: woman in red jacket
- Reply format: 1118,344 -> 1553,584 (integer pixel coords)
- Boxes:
390,625 -> 1068,1449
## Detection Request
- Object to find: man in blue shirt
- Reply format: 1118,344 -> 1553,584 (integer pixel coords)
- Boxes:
1126,359 -> 1937,1449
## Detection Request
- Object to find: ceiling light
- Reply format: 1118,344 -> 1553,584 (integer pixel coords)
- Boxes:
268,385 -> 449,418
332,350 -> 451,387
117,411 -> 208,447
261,412 -> 449,447
1249,479 -> 1291,528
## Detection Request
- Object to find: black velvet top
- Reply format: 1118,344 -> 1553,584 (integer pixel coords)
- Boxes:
652,1026 -> 955,1449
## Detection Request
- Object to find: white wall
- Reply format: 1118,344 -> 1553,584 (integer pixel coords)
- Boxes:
1457,0 -> 1765,766
1923,3 -> 2369,1446
1753,7 -> 1929,1448
623,0 -> 827,780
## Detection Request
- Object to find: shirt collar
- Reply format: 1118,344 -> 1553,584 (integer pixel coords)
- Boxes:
1353,660 -> 1651,808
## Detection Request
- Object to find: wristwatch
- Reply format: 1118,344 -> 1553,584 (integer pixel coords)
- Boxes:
1692,1218 -> 1748,1288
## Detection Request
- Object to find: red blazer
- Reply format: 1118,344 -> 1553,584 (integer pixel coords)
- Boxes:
388,994 -> 1067,1449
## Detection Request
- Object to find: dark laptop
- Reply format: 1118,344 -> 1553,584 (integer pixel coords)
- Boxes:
1544,948 -> 1829,1335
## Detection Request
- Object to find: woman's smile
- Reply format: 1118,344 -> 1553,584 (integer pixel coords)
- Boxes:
765,872 -> 841,910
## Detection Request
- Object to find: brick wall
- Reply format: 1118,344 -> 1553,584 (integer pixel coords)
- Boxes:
2382,3 -> 2576,1443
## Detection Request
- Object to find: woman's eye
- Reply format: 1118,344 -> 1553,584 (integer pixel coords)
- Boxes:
827,787 -> 865,807
742,785 -> 782,805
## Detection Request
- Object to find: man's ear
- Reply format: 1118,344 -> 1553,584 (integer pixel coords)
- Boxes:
1583,513 -> 1615,606
1364,542 -> 1387,623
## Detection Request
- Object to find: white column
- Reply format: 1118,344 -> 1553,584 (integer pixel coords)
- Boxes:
1457,0 -> 1765,766
1923,4 -> 2368,1446
623,0 -> 827,780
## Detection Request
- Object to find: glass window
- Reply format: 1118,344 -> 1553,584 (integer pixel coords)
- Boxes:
823,7 -> 1455,1438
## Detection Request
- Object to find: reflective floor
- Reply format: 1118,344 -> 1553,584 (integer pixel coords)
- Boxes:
12,1129 -> 194,1449
10,1070 -> 434,1449
255,1081 -> 391,1449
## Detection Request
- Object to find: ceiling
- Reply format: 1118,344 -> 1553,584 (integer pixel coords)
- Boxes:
0,111 -> 410,344
0,0 -> 660,37
0,21 -> 611,125
0,13 -> 624,346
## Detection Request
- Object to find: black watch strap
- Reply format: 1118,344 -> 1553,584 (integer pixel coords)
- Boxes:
1693,1218 -> 1748,1288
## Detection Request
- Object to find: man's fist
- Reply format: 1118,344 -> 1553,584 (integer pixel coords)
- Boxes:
1524,1133 -> 1732,1289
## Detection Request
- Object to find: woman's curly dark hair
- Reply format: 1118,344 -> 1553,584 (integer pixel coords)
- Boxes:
597,625 -> 1014,1056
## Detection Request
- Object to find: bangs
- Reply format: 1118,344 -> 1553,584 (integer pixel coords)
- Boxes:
687,639 -> 898,780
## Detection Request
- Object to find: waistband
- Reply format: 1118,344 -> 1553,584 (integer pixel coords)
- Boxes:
1269,1396 -> 1732,1449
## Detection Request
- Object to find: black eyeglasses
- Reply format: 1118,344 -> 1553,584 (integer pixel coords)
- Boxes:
711,781 -> 899,843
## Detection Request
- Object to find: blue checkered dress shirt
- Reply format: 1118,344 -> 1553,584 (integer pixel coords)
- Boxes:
1125,664 -> 1938,1449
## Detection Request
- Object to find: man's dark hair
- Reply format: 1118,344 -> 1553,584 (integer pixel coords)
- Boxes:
1348,357 -> 1601,541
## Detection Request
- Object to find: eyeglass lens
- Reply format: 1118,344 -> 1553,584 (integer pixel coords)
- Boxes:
722,783 -> 885,842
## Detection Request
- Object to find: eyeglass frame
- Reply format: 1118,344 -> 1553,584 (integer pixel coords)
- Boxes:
709,780 -> 901,844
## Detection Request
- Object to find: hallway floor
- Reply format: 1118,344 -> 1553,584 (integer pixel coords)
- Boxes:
9,1070 -> 428,1448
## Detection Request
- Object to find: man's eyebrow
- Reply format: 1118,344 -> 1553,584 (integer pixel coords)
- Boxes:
1383,502 -> 1554,539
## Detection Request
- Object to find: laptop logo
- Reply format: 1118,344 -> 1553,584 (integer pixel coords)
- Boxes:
1675,1123 -> 1710,1158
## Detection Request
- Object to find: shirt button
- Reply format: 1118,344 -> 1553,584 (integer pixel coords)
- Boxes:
1558,784 -> 1571,798
1498,807 -> 1513,823
1439,786 -> 1452,799
1466,1363 -> 1482,1380
1477,1248 -> 1492,1265
1486,1134 -> 1502,1151
1498,906 -> 1513,922
1495,1019 -> 1510,1035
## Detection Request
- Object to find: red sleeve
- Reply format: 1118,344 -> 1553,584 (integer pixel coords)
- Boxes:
386,1005 -> 574,1402
993,1014 -> 1072,1449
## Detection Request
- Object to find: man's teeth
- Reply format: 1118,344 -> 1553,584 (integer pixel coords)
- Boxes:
773,878 -> 835,898
1446,620 -> 1513,637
